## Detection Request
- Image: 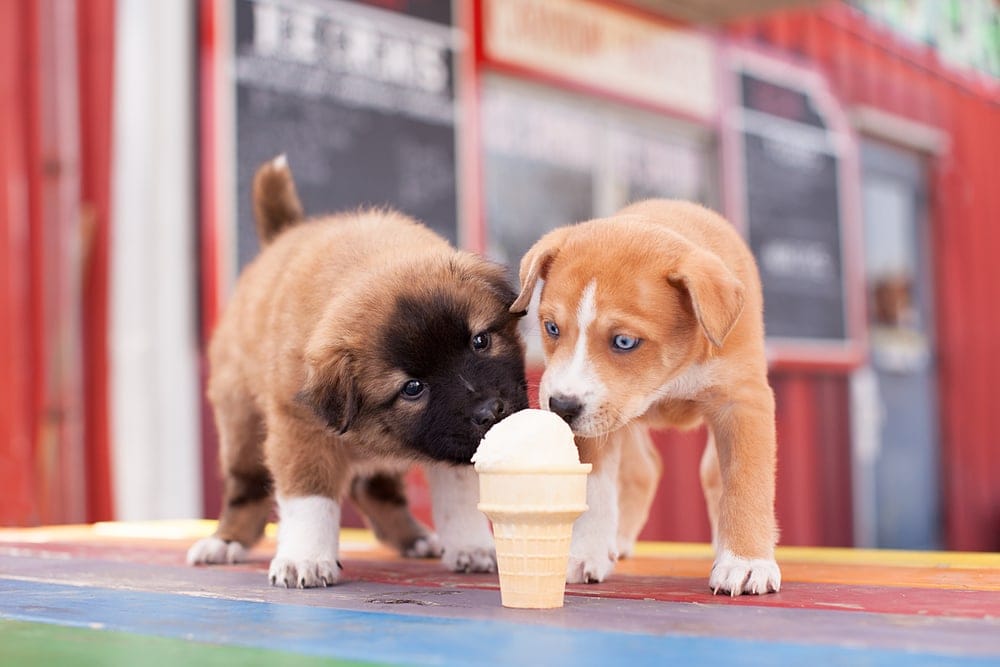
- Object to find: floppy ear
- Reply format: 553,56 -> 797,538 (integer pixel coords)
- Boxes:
297,346 -> 360,435
509,227 -> 570,314
668,249 -> 746,349
459,254 -> 518,308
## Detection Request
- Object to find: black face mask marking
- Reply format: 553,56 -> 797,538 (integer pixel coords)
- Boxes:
378,290 -> 528,463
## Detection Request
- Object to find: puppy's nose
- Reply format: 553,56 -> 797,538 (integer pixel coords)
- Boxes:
473,398 -> 505,427
548,395 -> 582,424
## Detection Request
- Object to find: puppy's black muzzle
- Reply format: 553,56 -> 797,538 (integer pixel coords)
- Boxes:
472,398 -> 505,428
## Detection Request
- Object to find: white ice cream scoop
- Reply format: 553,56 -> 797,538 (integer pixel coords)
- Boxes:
472,408 -> 580,470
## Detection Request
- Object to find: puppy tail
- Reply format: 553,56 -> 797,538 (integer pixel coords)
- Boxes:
252,154 -> 304,245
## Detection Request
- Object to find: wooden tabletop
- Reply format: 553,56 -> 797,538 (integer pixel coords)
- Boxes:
1,521 -> 998,665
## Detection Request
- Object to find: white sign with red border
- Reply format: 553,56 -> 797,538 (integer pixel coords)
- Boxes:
482,0 -> 717,121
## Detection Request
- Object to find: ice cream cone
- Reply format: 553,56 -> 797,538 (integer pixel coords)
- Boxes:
477,465 -> 591,609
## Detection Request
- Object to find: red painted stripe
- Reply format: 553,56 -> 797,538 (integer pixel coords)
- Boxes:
5,540 -> 997,620
326,560 -> 1000,620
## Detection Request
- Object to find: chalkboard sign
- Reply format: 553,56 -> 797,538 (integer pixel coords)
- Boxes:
737,70 -> 849,344
232,0 -> 460,268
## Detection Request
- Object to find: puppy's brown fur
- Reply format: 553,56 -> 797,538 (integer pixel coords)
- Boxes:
512,199 -> 780,595
189,157 -> 528,586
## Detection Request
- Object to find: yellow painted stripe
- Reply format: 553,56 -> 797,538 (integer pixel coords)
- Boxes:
632,541 -> 714,559
632,540 -> 1000,570
776,545 -> 1000,569
97,521 -> 383,551
3,522 -> 998,574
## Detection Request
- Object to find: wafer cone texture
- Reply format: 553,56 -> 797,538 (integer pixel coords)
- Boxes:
477,466 -> 591,608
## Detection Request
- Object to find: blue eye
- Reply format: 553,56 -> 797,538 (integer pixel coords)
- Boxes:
544,321 -> 560,338
401,379 -> 426,399
612,334 -> 640,351
472,332 -> 490,351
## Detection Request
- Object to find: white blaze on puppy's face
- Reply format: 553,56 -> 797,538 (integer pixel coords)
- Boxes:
539,280 -> 609,435
536,226 -> 709,437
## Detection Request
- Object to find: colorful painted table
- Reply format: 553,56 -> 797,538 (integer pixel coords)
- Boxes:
1,522 -> 998,665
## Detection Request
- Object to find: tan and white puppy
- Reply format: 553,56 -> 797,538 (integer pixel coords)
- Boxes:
511,199 -> 780,596
188,156 -> 528,587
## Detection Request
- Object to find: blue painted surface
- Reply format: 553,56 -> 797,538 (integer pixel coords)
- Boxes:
1,579 -> 995,666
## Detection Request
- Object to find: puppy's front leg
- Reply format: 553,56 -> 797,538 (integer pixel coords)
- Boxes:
425,463 -> 497,573
707,392 -> 781,596
567,437 -> 620,584
265,422 -> 346,588
269,494 -> 342,588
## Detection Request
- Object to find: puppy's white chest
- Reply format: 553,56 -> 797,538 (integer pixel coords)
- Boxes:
656,361 -> 719,400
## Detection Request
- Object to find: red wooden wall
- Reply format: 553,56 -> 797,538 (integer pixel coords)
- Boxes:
634,373 -> 853,547
0,0 -> 39,525
0,0 -> 115,526
525,368 -> 854,547
729,4 -> 1000,551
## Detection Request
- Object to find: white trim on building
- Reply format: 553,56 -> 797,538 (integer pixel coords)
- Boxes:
110,0 -> 201,520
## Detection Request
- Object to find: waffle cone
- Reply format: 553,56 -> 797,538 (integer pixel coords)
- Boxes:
477,465 -> 591,609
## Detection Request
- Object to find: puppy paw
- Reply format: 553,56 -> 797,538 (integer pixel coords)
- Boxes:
443,546 -> 497,573
616,537 -> 637,560
268,557 -> 341,588
709,550 -> 781,596
186,536 -> 247,565
566,548 -> 617,584
403,533 -> 444,559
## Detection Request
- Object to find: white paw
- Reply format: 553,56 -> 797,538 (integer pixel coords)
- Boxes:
270,495 -> 342,588
616,537 -> 637,560
443,545 -> 497,573
186,536 -> 247,565
709,549 -> 781,596
404,533 -> 444,559
566,548 -> 617,584
268,556 -> 341,588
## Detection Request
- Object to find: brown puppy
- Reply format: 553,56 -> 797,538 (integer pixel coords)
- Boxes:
188,156 -> 528,587
510,199 -> 780,596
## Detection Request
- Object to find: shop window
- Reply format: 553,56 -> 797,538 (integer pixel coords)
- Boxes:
481,77 -> 714,279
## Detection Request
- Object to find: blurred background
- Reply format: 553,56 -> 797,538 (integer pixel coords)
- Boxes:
1,0 -> 997,552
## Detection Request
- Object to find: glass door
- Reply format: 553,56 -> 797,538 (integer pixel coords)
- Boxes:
856,140 -> 941,549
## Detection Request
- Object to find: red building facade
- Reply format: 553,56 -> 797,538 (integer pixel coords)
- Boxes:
730,7 -> 1000,551
2,1 -> 997,552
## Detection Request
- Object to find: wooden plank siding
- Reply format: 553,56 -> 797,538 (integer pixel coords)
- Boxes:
0,0 -> 40,526
77,0 -> 116,522
639,373 -> 853,547
0,0 -> 116,525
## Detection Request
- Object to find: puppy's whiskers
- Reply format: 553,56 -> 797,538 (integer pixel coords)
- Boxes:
587,405 -> 631,445
458,374 -> 475,393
